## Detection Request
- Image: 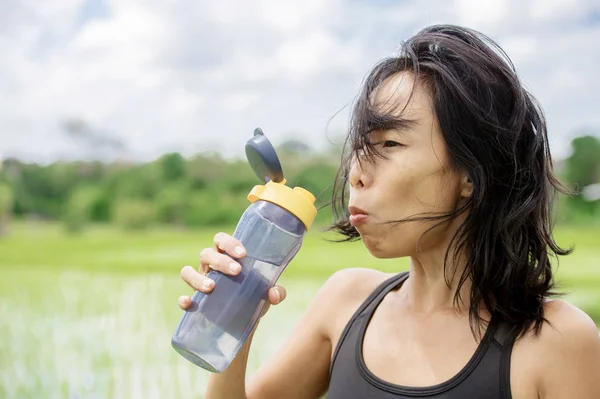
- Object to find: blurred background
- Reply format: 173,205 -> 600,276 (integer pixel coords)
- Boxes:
1,0 -> 599,398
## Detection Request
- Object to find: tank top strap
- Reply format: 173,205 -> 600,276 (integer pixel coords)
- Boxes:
329,271 -> 410,377
493,319 -> 518,399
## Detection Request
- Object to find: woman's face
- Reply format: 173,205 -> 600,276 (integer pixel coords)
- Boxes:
348,71 -> 471,259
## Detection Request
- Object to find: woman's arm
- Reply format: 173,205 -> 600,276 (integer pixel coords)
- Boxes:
204,328 -> 257,399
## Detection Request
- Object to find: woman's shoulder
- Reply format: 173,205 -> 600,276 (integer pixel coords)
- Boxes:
538,299 -> 599,355
535,299 -> 599,355
512,299 -> 600,397
320,267 -> 396,304
515,299 -> 599,358
314,268 -> 397,336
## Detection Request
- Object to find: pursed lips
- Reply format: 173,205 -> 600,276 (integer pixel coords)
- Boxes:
348,206 -> 369,226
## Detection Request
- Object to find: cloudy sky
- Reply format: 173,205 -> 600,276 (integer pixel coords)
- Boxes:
1,0 -> 599,163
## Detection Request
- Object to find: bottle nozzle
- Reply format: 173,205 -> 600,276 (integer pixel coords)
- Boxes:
245,128 -> 284,184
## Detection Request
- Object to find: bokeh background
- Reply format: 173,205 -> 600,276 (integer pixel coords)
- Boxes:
1,1 -> 599,398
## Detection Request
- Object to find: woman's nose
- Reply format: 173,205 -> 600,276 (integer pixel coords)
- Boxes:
349,155 -> 371,189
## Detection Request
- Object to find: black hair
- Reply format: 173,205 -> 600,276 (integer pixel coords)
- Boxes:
327,24 -> 573,339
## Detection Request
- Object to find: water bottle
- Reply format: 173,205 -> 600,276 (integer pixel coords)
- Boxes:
171,128 -> 317,373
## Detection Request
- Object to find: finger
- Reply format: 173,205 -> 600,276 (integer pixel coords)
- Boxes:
214,232 -> 246,258
198,262 -> 210,275
181,265 -> 214,293
268,285 -> 287,305
178,295 -> 192,309
199,247 -> 242,276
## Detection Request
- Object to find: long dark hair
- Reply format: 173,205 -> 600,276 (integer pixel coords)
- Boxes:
327,24 -> 573,339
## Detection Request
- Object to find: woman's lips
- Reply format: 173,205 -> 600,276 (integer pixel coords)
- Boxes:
349,214 -> 368,226
348,206 -> 369,226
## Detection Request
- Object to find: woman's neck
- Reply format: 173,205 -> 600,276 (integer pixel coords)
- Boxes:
402,250 -> 472,316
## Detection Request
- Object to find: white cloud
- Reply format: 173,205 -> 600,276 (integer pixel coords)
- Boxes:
0,0 -> 599,163
220,92 -> 262,112
258,0 -> 338,33
529,0 -> 592,22
454,0 -> 510,29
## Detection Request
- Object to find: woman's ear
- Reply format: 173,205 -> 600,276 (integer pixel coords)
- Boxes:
460,174 -> 473,198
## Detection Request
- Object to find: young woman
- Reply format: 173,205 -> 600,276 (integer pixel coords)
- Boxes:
177,25 -> 600,398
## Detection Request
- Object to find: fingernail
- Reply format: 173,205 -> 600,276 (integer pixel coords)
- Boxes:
202,279 -> 213,289
274,287 -> 281,302
234,246 -> 245,256
229,263 -> 241,274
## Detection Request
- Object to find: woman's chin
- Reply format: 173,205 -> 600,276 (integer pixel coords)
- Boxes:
361,235 -> 386,257
361,234 -> 409,259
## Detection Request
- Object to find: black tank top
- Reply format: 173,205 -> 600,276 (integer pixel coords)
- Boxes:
327,272 -> 516,398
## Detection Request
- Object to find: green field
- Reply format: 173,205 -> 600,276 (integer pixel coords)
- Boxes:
1,222 -> 598,398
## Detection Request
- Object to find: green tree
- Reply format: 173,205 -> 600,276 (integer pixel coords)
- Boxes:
564,134 -> 600,217
108,163 -> 162,200
0,182 -> 14,236
155,181 -> 191,225
566,135 -> 600,188
186,152 -> 228,190
113,199 -> 156,230
63,186 -> 102,233
157,153 -> 187,182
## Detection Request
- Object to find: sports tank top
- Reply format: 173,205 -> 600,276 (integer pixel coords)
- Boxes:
327,272 -> 516,398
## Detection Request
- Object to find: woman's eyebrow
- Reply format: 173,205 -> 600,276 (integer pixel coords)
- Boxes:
366,112 -> 418,133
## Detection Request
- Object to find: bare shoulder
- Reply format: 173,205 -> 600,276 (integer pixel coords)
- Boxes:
518,299 -> 600,398
542,299 -> 598,335
320,267 -> 394,302
316,268 -> 395,338
321,267 -> 393,305
537,299 -> 600,353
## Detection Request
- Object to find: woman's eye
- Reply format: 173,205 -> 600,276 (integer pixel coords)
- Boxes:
382,140 -> 403,148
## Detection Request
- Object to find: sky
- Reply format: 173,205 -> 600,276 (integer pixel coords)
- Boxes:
1,0 -> 599,164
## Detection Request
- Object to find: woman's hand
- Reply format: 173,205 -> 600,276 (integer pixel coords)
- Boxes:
178,232 -> 287,316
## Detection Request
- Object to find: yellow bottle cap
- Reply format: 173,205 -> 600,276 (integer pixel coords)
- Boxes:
247,179 -> 317,230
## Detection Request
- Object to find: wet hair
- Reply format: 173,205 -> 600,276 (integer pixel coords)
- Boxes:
327,24 -> 572,340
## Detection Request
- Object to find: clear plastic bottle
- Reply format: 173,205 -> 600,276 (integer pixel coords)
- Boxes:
171,129 -> 317,372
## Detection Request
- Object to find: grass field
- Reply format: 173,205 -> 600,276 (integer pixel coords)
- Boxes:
0,221 -> 598,398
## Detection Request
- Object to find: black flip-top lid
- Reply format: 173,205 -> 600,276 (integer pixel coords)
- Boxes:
245,128 -> 284,184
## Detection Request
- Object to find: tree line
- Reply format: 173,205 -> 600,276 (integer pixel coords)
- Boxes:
0,144 -> 340,233
0,134 -> 598,234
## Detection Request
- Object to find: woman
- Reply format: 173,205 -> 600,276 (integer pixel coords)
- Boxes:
178,25 -> 600,398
